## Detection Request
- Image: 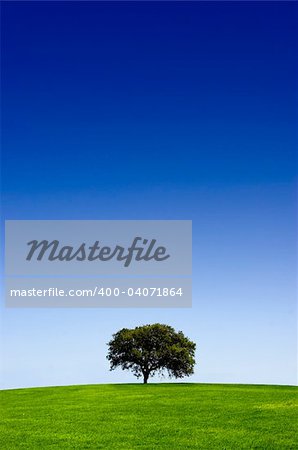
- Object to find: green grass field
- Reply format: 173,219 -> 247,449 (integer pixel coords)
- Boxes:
1,383 -> 297,449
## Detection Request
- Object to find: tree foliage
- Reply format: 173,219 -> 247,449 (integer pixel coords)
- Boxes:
107,323 -> 196,383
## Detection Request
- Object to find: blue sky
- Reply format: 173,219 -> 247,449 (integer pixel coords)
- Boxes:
1,1 -> 297,388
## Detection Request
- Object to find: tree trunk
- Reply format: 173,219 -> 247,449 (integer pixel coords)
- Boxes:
143,372 -> 149,384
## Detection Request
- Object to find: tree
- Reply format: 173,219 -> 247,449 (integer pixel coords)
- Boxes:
106,323 -> 196,384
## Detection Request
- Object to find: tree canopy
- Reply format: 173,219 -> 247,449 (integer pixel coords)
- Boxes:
107,323 -> 196,383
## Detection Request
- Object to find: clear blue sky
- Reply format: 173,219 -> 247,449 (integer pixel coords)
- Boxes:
1,1 -> 297,388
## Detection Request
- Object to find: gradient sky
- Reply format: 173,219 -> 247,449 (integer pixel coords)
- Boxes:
1,1 -> 297,388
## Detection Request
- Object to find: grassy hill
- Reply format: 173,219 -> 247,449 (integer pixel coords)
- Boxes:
1,383 -> 297,449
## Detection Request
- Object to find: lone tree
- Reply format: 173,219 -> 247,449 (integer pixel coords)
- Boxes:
107,323 -> 196,384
